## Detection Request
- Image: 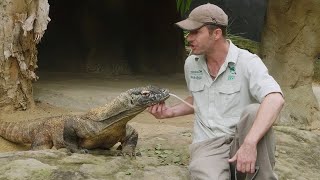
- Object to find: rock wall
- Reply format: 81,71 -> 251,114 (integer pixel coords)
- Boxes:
260,0 -> 320,129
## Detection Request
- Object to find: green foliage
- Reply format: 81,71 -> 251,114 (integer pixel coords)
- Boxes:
183,31 -> 189,46
228,34 -> 260,54
176,0 -> 192,16
313,60 -> 320,83
183,31 -> 260,55
141,144 -> 189,166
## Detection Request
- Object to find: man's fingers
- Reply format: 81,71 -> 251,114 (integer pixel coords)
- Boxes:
151,105 -> 158,114
250,162 -> 256,173
246,163 -> 251,173
157,103 -> 163,112
237,162 -> 243,173
228,154 -> 237,163
160,103 -> 165,112
147,103 -> 170,119
147,106 -> 153,112
241,164 -> 246,173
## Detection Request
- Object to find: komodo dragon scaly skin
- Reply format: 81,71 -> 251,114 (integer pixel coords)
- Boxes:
0,85 -> 170,156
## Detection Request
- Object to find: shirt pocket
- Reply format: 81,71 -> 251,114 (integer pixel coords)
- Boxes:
189,82 -> 205,92
216,83 -> 241,117
189,81 -> 206,112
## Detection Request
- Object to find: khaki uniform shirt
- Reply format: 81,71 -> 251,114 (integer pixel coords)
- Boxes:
184,41 -> 283,143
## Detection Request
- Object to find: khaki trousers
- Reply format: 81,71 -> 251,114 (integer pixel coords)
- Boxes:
188,104 -> 278,180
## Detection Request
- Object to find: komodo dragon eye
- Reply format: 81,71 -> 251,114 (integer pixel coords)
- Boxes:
141,90 -> 150,96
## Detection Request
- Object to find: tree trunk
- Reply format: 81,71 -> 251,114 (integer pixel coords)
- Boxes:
260,0 -> 320,129
0,0 -> 50,111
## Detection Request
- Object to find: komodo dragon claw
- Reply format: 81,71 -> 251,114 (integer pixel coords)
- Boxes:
116,145 -> 136,159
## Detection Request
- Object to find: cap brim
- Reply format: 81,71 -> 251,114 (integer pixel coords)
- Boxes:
175,19 -> 204,31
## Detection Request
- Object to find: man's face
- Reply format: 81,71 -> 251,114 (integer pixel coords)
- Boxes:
186,26 -> 215,55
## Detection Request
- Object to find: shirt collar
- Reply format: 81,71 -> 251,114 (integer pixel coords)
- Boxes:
214,40 -> 240,75
225,40 -> 239,65
193,40 -> 239,80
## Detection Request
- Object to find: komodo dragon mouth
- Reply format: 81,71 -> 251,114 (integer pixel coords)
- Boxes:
127,85 -> 170,107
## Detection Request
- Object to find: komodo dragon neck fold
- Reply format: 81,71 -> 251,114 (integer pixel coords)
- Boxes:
81,92 -> 139,122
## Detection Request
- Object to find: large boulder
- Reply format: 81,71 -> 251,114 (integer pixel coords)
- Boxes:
261,0 -> 320,129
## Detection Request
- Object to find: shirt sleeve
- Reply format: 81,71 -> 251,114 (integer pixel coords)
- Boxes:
184,57 -> 192,92
247,56 -> 283,103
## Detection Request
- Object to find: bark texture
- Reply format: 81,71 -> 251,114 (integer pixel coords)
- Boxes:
260,0 -> 320,129
0,0 -> 50,111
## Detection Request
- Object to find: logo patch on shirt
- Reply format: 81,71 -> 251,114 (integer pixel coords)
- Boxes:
190,70 -> 203,80
227,64 -> 236,80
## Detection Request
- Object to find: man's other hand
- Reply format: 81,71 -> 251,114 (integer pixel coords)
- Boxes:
228,142 -> 257,174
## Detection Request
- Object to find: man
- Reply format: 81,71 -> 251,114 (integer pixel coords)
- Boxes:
148,3 -> 284,180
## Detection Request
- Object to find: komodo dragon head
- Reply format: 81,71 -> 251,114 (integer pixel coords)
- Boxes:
115,85 -> 170,117
127,85 -> 170,107
84,85 -> 170,121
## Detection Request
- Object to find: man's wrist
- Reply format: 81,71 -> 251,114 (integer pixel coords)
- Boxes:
243,136 -> 258,146
167,108 -> 176,118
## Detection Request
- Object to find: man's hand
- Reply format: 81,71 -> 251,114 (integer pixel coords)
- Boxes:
228,142 -> 257,174
147,102 -> 174,119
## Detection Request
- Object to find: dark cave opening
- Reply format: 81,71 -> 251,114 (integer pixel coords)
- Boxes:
37,0 -> 185,74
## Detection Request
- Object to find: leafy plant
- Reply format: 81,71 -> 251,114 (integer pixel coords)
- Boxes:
228,34 -> 259,54
176,0 -> 192,16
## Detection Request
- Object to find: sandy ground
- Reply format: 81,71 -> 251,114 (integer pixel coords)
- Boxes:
0,72 -> 194,152
1,72 -> 320,180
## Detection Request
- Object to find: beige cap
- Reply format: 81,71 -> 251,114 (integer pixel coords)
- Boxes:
175,3 -> 228,31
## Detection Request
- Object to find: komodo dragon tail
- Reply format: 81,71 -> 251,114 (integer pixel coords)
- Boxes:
0,120 -> 42,143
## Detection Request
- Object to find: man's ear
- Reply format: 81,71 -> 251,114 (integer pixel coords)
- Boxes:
214,28 -> 223,40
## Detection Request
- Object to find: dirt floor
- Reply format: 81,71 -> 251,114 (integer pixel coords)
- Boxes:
0,72 -> 194,152
0,72 -> 320,179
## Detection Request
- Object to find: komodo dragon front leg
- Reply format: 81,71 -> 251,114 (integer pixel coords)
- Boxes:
31,130 -> 54,150
117,124 -> 139,158
63,119 -> 89,154
63,119 -> 139,157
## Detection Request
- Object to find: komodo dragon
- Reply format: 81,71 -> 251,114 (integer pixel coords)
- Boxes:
0,85 -> 170,156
